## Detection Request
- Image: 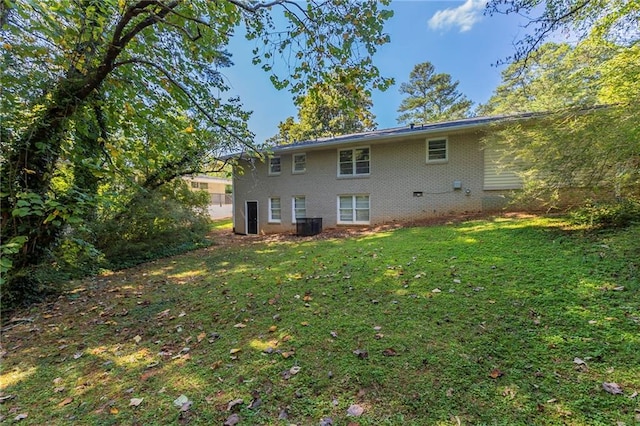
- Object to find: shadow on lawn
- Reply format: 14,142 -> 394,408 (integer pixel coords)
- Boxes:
2,214 -> 638,424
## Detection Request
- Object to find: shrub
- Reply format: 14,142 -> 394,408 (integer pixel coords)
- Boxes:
94,180 -> 212,269
570,198 -> 640,228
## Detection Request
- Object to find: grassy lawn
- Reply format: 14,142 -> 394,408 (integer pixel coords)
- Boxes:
1,215 -> 639,425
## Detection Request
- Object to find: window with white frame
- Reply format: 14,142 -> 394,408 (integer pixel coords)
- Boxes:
426,138 -> 447,162
338,147 -> 370,176
190,181 -> 208,190
269,157 -> 281,175
292,196 -> 306,223
292,153 -> 306,174
338,195 -> 370,224
269,197 -> 281,222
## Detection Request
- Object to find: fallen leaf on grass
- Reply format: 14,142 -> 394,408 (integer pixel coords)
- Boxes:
603,382 -> 623,395
382,348 -> 398,356
268,325 -> 277,332
229,348 -> 242,354
129,398 -> 144,407
489,369 -> 504,379
58,397 -> 73,407
197,332 -> 206,342
224,413 -> 241,425
227,398 -> 243,411
0,394 -> 15,402
14,413 -> 28,421
248,396 -> 262,409
278,407 -> 289,419
347,404 -> 364,417
573,357 -> 587,366
233,323 -> 246,328
133,335 -> 142,344
281,350 -> 295,359
110,407 -> 119,414
353,349 -> 368,359
289,366 -> 302,375
156,309 -> 170,319
173,394 -> 192,411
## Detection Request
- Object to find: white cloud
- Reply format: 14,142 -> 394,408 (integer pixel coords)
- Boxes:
428,0 -> 485,33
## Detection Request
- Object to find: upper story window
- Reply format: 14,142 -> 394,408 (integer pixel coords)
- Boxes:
292,153 -> 306,174
269,197 -> 281,223
269,157 -> 281,175
426,138 -> 447,163
190,181 -> 208,190
338,147 -> 370,177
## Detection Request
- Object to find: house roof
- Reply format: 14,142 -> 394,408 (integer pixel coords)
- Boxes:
183,175 -> 232,184
230,112 -> 538,159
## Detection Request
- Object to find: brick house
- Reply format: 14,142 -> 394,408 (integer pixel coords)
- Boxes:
231,115 -> 523,235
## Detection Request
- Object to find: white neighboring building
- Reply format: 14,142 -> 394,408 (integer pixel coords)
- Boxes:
183,175 -> 233,219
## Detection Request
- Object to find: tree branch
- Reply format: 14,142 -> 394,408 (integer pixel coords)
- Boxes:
152,15 -> 202,41
113,57 -> 257,153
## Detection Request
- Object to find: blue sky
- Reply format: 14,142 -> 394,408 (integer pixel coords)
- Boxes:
223,1 -> 531,144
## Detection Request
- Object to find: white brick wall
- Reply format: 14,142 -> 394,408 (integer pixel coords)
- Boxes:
233,130 -> 496,234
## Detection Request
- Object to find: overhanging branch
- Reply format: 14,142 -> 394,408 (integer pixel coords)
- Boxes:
113,57 -> 257,153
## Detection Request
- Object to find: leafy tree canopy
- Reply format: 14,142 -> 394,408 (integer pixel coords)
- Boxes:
396,61 -> 472,125
268,78 -> 377,145
480,37 -> 640,206
0,0 -> 393,306
479,1 -> 639,208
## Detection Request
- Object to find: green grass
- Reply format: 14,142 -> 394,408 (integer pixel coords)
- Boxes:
2,216 -> 639,425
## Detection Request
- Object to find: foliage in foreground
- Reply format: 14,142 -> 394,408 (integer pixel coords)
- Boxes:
1,216 -> 639,425
1,180 -> 213,311
480,37 -> 640,208
93,180 -> 213,271
570,199 -> 640,229
0,0 -> 393,304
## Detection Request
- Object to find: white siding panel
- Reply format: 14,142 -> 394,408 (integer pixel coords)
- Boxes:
483,145 -> 523,190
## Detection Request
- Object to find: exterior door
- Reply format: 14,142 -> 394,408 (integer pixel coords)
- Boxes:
246,201 -> 258,234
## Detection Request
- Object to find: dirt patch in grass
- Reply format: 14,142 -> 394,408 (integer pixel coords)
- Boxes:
210,211 -> 535,247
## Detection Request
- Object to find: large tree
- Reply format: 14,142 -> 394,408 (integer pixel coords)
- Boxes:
480,37 -> 640,206
480,1 -> 639,207
268,78 -> 376,145
0,0 -> 393,303
396,61 -> 472,125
